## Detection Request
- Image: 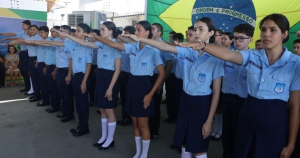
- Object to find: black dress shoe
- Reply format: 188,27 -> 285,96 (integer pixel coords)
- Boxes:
70,127 -> 80,134
93,142 -> 105,147
28,96 -> 35,100
72,128 -> 90,136
120,118 -> 132,126
56,113 -> 66,118
25,92 -> 34,96
45,107 -> 60,113
98,141 -> 114,150
20,89 -> 29,92
29,97 -> 41,102
61,116 -> 74,122
36,102 -> 50,106
117,118 -> 126,124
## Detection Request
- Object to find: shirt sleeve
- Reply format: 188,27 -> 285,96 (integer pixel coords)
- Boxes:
85,48 -> 93,63
114,49 -> 122,59
15,32 -> 22,38
66,51 -> 72,59
240,49 -> 251,66
123,43 -> 134,54
176,46 -> 190,60
290,61 -> 300,91
212,58 -> 225,79
95,41 -> 104,49
63,41 -> 73,52
161,51 -> 173,61
153,48 -> 163,67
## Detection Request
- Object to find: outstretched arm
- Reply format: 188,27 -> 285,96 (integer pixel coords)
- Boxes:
0,32 -> 17,36
55,31 -> 98,49
83,33 -> 125,51
179,41 -> 243,65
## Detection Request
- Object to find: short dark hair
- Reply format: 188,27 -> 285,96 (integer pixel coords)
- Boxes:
22,20 -> 31,26
102,21 -> 120,38
30,25 -> 38,30
294,39 -> 300,44
7,45 -> 18,54
92,29 -> 100,36
169,31 -> 176,35
187,26 -> 194,31
123,26 -> 135,34
196,17 -> 215,32
223,32 -> 234,40
173,33 -> 184,41
152,23 -> 163,33
38,26 -> 49,32
233,24 -> 254,37
61,25 -> 71,34
256,39 -> 261,43
137,21 -> 152,39
260,14 -> 289,43
77,23 -> 91,33
71,29 -> 76,33
215,29 -> 223,35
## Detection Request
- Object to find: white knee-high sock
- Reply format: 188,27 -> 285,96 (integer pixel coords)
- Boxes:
102,122 -> 116,147
97,118 -> 108,144
132,136 -> 142,158
215,114 -> 223,136
196,154 -> 207,158
28,77 -> 34,93
181,147 -> 192,158
140,140 -> 150,158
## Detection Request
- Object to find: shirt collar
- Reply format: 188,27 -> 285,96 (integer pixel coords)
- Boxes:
255,47 -> 298,66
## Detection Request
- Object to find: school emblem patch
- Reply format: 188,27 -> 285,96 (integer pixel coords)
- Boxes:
198,73 -> 206,82
274,83 -> 285,94
78,57 -> 82,63
242,77 -> 247,84
102,54 -> 108,61
141,62 -> 147,69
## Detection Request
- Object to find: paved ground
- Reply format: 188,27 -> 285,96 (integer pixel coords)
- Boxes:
0,85 -> 223,158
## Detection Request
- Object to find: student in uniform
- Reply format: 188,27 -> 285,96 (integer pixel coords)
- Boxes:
221,24 -> 254,158
214,29 -> 223,45
293,39 -> 300,55
39,23 -> 93,135
126,17 -> 224,158
83,20 -> 165,158
179,13 -> 300,158
149,23 -> 173,139
70,29 -> 76,36
87,29 -> 100,107
39,25 -> 74,121
255,39 -> 263,50
117,25 -> 135,126
0,20 -> 31,92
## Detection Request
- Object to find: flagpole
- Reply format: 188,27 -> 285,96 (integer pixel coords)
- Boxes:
144,0 -> 148,20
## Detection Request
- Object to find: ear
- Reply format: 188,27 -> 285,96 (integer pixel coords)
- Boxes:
209,30 -> 214,38
249,37 -> 253,43
282,30 -> 288,40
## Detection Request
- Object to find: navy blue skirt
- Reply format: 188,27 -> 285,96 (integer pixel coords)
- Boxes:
235,95 -> 288,158
174,92 -> 211,153
125,74 -> 154,117
94,68 -> 118,109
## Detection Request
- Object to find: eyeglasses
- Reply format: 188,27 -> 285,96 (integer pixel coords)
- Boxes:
233,36 -> 251,42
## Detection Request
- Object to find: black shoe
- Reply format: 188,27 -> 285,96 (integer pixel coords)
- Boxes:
93,142 -> 105,147
28,96 -> 35,100
163,118 -> 177,124
117,117 -> 126,124
20,89 -> 29,92
72,128 -> 90,136
70,127 -> 80,134
98,141 -> 114,150
29,97 -> 41,102
151,134 -> 158,140
120,118 -> 132,126
61,116 -> 74,122
25,92 -> 34,96
56,113 -> 66,118
45,107 -> 60,113
36,102 -> 50,106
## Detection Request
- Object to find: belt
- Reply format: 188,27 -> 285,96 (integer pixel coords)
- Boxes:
72,72 -> 84,76
38,62 -> 45,64
45,64 -> 55,67
57,67 -> 68,70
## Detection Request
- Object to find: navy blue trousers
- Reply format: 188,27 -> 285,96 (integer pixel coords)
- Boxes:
72,73 -> 89,129
166,73 -> 177,119
149,74 -> 161,135
235,95 -> 288,158
88,64 -> 97,103
37,62 -> 49,103
19,50 -> 30,90
56,68 -> 74,118
222,93 -> 245,158
119,71 -> 130,119
28,57 -> 40,98
46,65 -> 60,110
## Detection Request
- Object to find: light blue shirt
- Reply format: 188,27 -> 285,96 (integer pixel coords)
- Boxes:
92,49 -> 98,65
240,47 -> 300,101
26,34 -> 42,57
45,37 -> 56,65
124,42 -> 163,76
221,61 -> 236,94
172,54 -> 184,79
154,50 -> 173,74
176,46 -> 224,96
15,31 -> 29,51
37,37 -> 51,62
121,53 -> 130,73
55,38 -> 71,68
64,40 -> 92,73
95,40 -> 121,71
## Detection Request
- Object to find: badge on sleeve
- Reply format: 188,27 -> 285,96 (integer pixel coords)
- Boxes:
141,62 -> 147,69
102,54 -> 108,61
198,73 -> 206,82
274,83 -> 285,93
